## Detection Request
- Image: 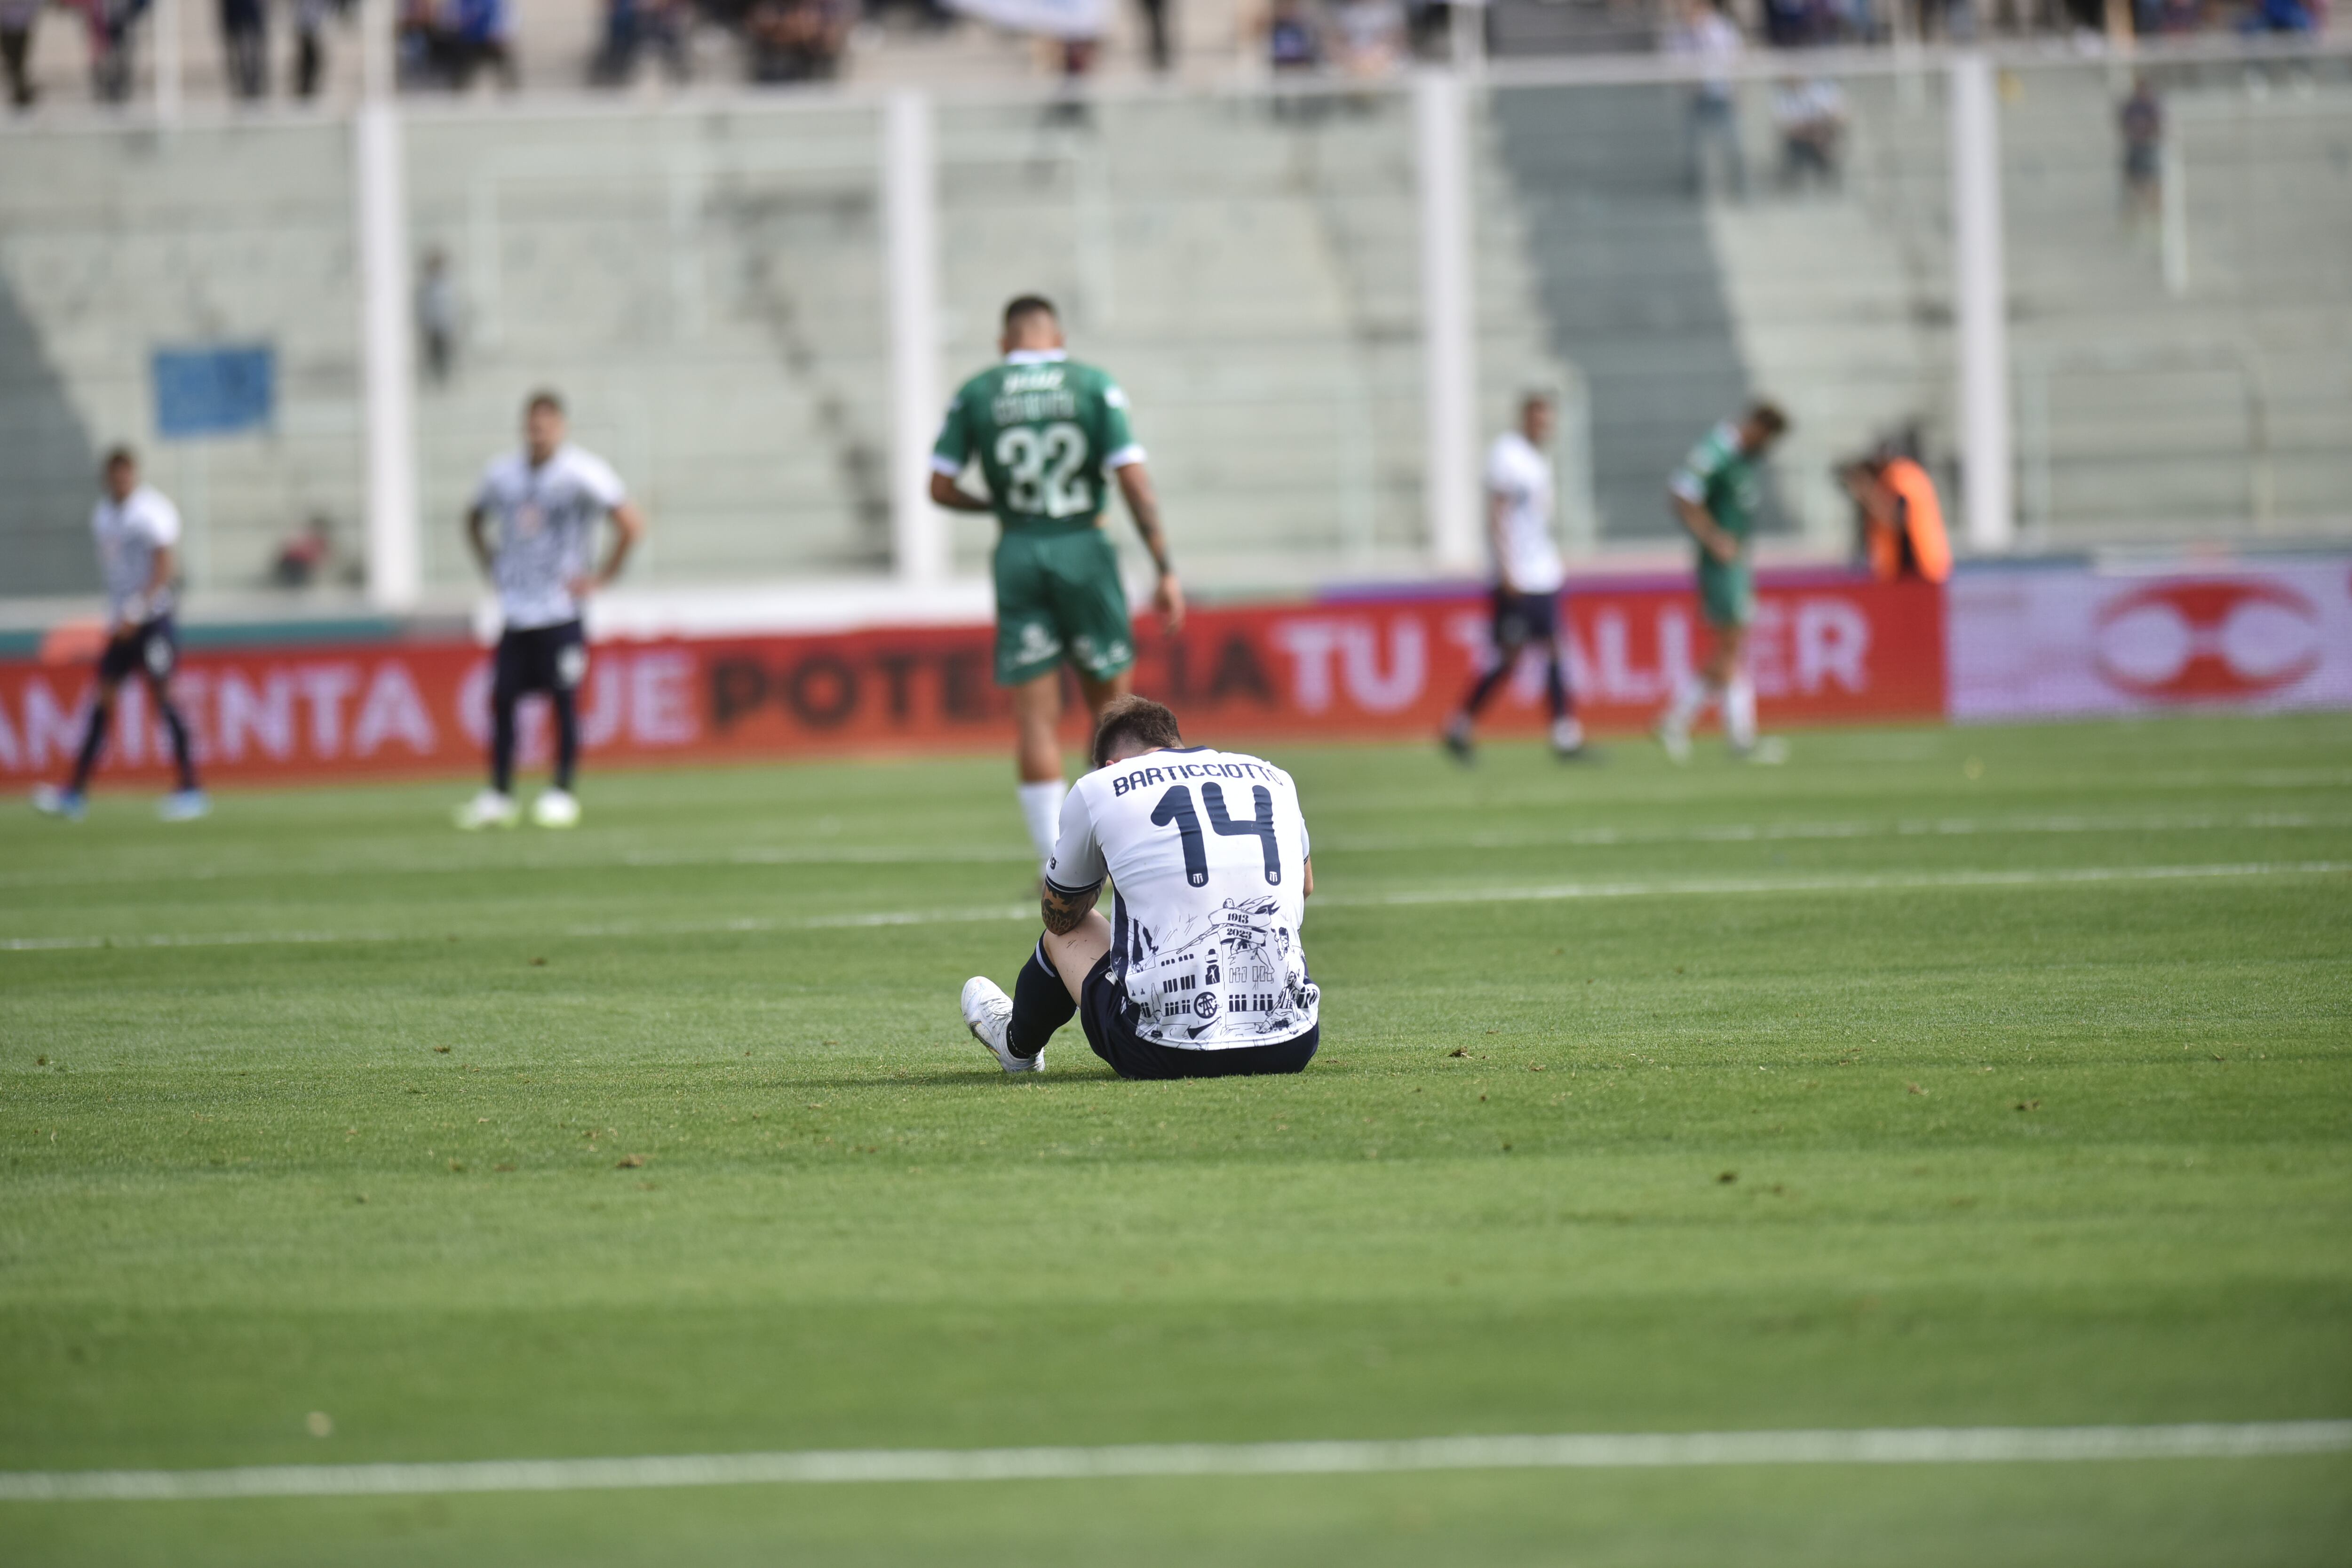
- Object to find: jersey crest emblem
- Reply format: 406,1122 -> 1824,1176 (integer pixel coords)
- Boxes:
1192,991 -> 1219,1021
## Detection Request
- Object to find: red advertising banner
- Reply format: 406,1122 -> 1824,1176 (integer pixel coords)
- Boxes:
0,576 -> 1946,788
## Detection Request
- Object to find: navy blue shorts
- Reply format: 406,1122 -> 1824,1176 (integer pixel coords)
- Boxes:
1079,952 -> 1319,1081
1491,588 -> 1559,650
493,620 -> 588,698
98,616 -> 178,683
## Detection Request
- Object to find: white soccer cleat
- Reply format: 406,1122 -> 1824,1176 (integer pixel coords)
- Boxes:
32,785 -> 87,821
454,789 -> 520,831
156,789 -> 210,822
1736,736 -> 1791,765
531,789 -> 580,829
1653,716 -> 1691,764
1550,716 -> 1590,759
960,976 -> 1043,1074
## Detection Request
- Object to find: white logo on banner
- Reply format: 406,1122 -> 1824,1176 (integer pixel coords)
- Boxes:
1948,563 -> 2352,720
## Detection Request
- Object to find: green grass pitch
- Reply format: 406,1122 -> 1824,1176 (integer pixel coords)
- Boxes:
3,714 -> 2348,1565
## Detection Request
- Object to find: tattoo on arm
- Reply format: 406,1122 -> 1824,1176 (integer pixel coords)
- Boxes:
1116,467 -> 1171,574
1041,880 -> 1101,936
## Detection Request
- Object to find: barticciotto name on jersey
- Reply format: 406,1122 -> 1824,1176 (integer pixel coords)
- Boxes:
1055,745 -> 1318,1051
1109,758 -> 1286,799
1124,895 -> 1319,1047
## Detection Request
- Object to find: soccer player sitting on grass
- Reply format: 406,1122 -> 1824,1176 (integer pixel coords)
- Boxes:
960,695 -> 1321,1081
454,391 -> 645,832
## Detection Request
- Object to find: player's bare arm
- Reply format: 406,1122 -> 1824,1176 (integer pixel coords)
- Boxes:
465,505 -> 495,575
929,470 -> 996,513
120,542 -> 175,637
1487,489 -> 1517,593
570,499 -> 646,599
1671,493 -> 1740,565
1113,462 -> 1184,633
1040,876 -> 1101,935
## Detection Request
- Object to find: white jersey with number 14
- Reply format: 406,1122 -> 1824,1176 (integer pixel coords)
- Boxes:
1047,746 -> 1319,1051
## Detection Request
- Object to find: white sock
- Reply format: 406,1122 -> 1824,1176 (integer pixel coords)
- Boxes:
1664,675 -> 1716,731
1725,677 -> 1757,749
1550,715 -> 1584,751
1017,779 -> 1066,866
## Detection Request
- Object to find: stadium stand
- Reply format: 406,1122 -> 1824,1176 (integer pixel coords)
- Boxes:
0,121 -> 366,599
1496,58 -> 2352,549
0,30 -> 2345,615
1996,62 -> 2352,546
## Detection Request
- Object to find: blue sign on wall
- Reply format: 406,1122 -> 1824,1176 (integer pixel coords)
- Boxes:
153,345 -> 275,439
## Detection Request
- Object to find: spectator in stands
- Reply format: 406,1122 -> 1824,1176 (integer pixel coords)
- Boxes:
1135,0 -> 1169,72
446,0 -> 517,88
1404,0 -> 1448,56
292,0 -> 341,98
1266,0 -> 1322,74
88,0 -> 144,102
221,0 -> 267,97
272,516 -> 335,587
1667,0 -> 1746,199
1761,0 -> 1812,45
746,0 -> 848,82
1265,0 -> 1323,120
596,0 -> 691,85
2,0 -> 37,110
2237,0 -> 2314,31
2141,0 -> 2204,32
1050,33 -> 1098,122
1773,75 -> 1844,190
858,0 -> 952,32
1332,0 -> 1404,78
2119,75 -> 2161,225
397,0 -> 441,84
1826,0 -> 1878,41
1915,0 -> 1976,40
417,247 -> 459,383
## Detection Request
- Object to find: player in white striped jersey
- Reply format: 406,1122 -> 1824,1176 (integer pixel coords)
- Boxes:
32,447 -> 207,822
959,695 -> 1320,1079
453,391 -> 644,831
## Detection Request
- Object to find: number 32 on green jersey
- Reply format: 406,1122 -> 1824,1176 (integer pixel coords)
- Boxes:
995,422 -> 1094,519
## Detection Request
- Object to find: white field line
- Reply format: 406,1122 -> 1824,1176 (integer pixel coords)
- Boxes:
0,929 -> 405,953
1343,860 -> 2352,910
3,1422 -> 2345,1503
0,812 -> 2340,891
3,862 -> 2345,954
1331,812 -> 2338,852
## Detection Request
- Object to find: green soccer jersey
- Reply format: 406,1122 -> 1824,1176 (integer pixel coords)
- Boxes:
1669,420 -> 1765,549
930,351 -> 1141,534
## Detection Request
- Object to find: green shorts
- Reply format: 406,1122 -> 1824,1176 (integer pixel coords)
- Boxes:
1697,558 -> 1754,629
993,525 -> 1136,687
